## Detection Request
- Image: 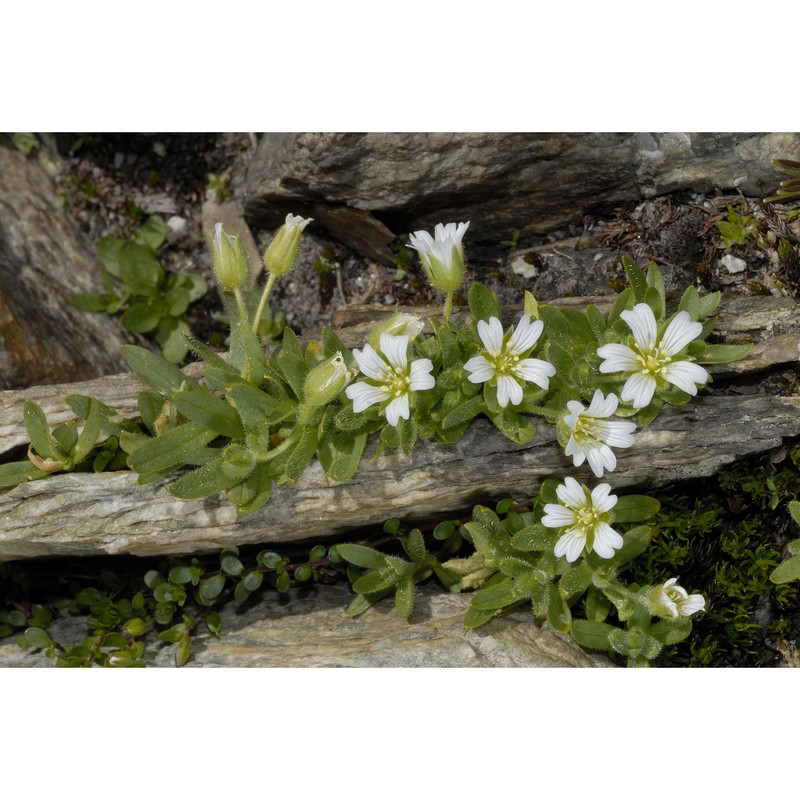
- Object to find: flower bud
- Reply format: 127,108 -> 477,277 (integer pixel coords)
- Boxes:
407,221 -> 469,294
367,312 -> 425,348
303,351 -> 353,406
263,213 -> 313,278
646,578 -> 706,619
211,223 -> 250,291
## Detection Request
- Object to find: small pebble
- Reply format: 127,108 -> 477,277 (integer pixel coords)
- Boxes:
720,254 -> 747,274
166,215 -> 188,243
153,141 -> 167,158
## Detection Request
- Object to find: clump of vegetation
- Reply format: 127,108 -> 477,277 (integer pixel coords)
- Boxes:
72,216 -> 207,363
715,204 -> 756,249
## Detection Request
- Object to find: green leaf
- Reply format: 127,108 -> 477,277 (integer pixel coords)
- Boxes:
607,287 -> 632,325
463,606 -> 496,628
489,408 -> 536,445
613,495 -> 661,523
352,569 -> 399,594
336,544 -> 390,570
156,317 -> 191,364
23,401 -> 62,462
136,215 -> 167,252
221,555 -> 244,576
174,390 -> 244,439
227,384 -> 280,454
397,415 -> 418,457
127,422 -> 217,474
585,304 -> 606,340
622,256 -> 648,302
159,625 -> 185,643
198,574 -> 226,603
0,460 -> 49,487
441,395 -> 483,430
122,618 -> 148,637
560,562 -> 593,597
570,620 -> 614,650
227,462 -> 273,515
613,526 -> 654,567
697,292 -> 720,319
345,588 -> 393,617
120,301 -> 163,333
121,344 -> 195,394
243,571 -> 263,592
403,529 -> 427,564
317,430 -> 367,482
789,501 -> 800,526
770,555 -> 800,584
678,285 -> 701,321
546,584 -> 572,633
693,343 -> 752,364
98,236 -> 124,276
395,576 -> 415,619
72,292 -> 116,312
165,286 -> 191,317
168,455 -> 242,500
471,579 -> 520,611
71,397 -> 103,465
23,627 -> 52,649
510,524 -> 557,552
176,632 -> 192,667
644,285 -> 665,323
584,586 -> 612,622
468,281 -> 501,324
648,617 -> 692,645
118,241 -> 164,295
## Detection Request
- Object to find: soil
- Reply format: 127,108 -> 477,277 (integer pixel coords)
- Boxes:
14,133 -> 800,667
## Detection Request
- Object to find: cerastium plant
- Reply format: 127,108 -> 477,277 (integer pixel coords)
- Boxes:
1,215 -> 754,666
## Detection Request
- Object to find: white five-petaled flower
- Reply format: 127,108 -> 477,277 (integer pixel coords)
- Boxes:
464,315 -> 556,408
407,222 -> 470,293
561,390 -> 637,478
648,578 -> 706,619
596,303 -> 709,409
541,477 -> 623,563
345,332 -> 435,427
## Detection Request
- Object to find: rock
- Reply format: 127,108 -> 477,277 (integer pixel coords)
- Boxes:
721,254 -> 748,274
0,143 -> 135,390
0,582 -> 612,667
244,133 -> 800,261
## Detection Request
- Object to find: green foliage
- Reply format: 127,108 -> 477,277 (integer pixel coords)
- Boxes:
770,501 -> 800,584
765,159 -> 800,204
72,216 -> 207,363
715,204 -> 756,249
12,132 -> 39,157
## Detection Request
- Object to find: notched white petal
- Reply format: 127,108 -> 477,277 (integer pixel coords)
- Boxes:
597,343 -> 639,373
345,382 -> 388,413
660,311 -> 703,356
621,303 -> 658,351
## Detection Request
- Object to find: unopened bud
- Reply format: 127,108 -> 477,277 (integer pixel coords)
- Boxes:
407,221 -> 469,294
263,213 -> 313,278
303,351 -> 353,406
367,312 -> 425,348
212,223 -> 250,290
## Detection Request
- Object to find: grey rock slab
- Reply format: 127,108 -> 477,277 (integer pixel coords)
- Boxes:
2,395 -> 800,560
244,133 -> 800,260
0,583 -> 611,668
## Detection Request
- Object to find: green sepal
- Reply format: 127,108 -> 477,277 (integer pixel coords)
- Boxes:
174,390 -> 244,439
121,344 -> 196,395
127,423 -> 217,475
613,495 -> 661,523
570,619 -> 615,651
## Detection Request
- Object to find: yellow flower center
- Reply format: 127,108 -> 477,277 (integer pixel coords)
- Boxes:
635,346 -> 671,377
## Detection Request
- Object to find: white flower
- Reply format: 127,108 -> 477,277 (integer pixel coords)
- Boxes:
464,315 -> 556,408
345,332 -> 435,427
596,303 -> 709,409
648,578 -> 706,619
407,222 -> 469,293
541,477 -> 623,562
561,390 -> 637,477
